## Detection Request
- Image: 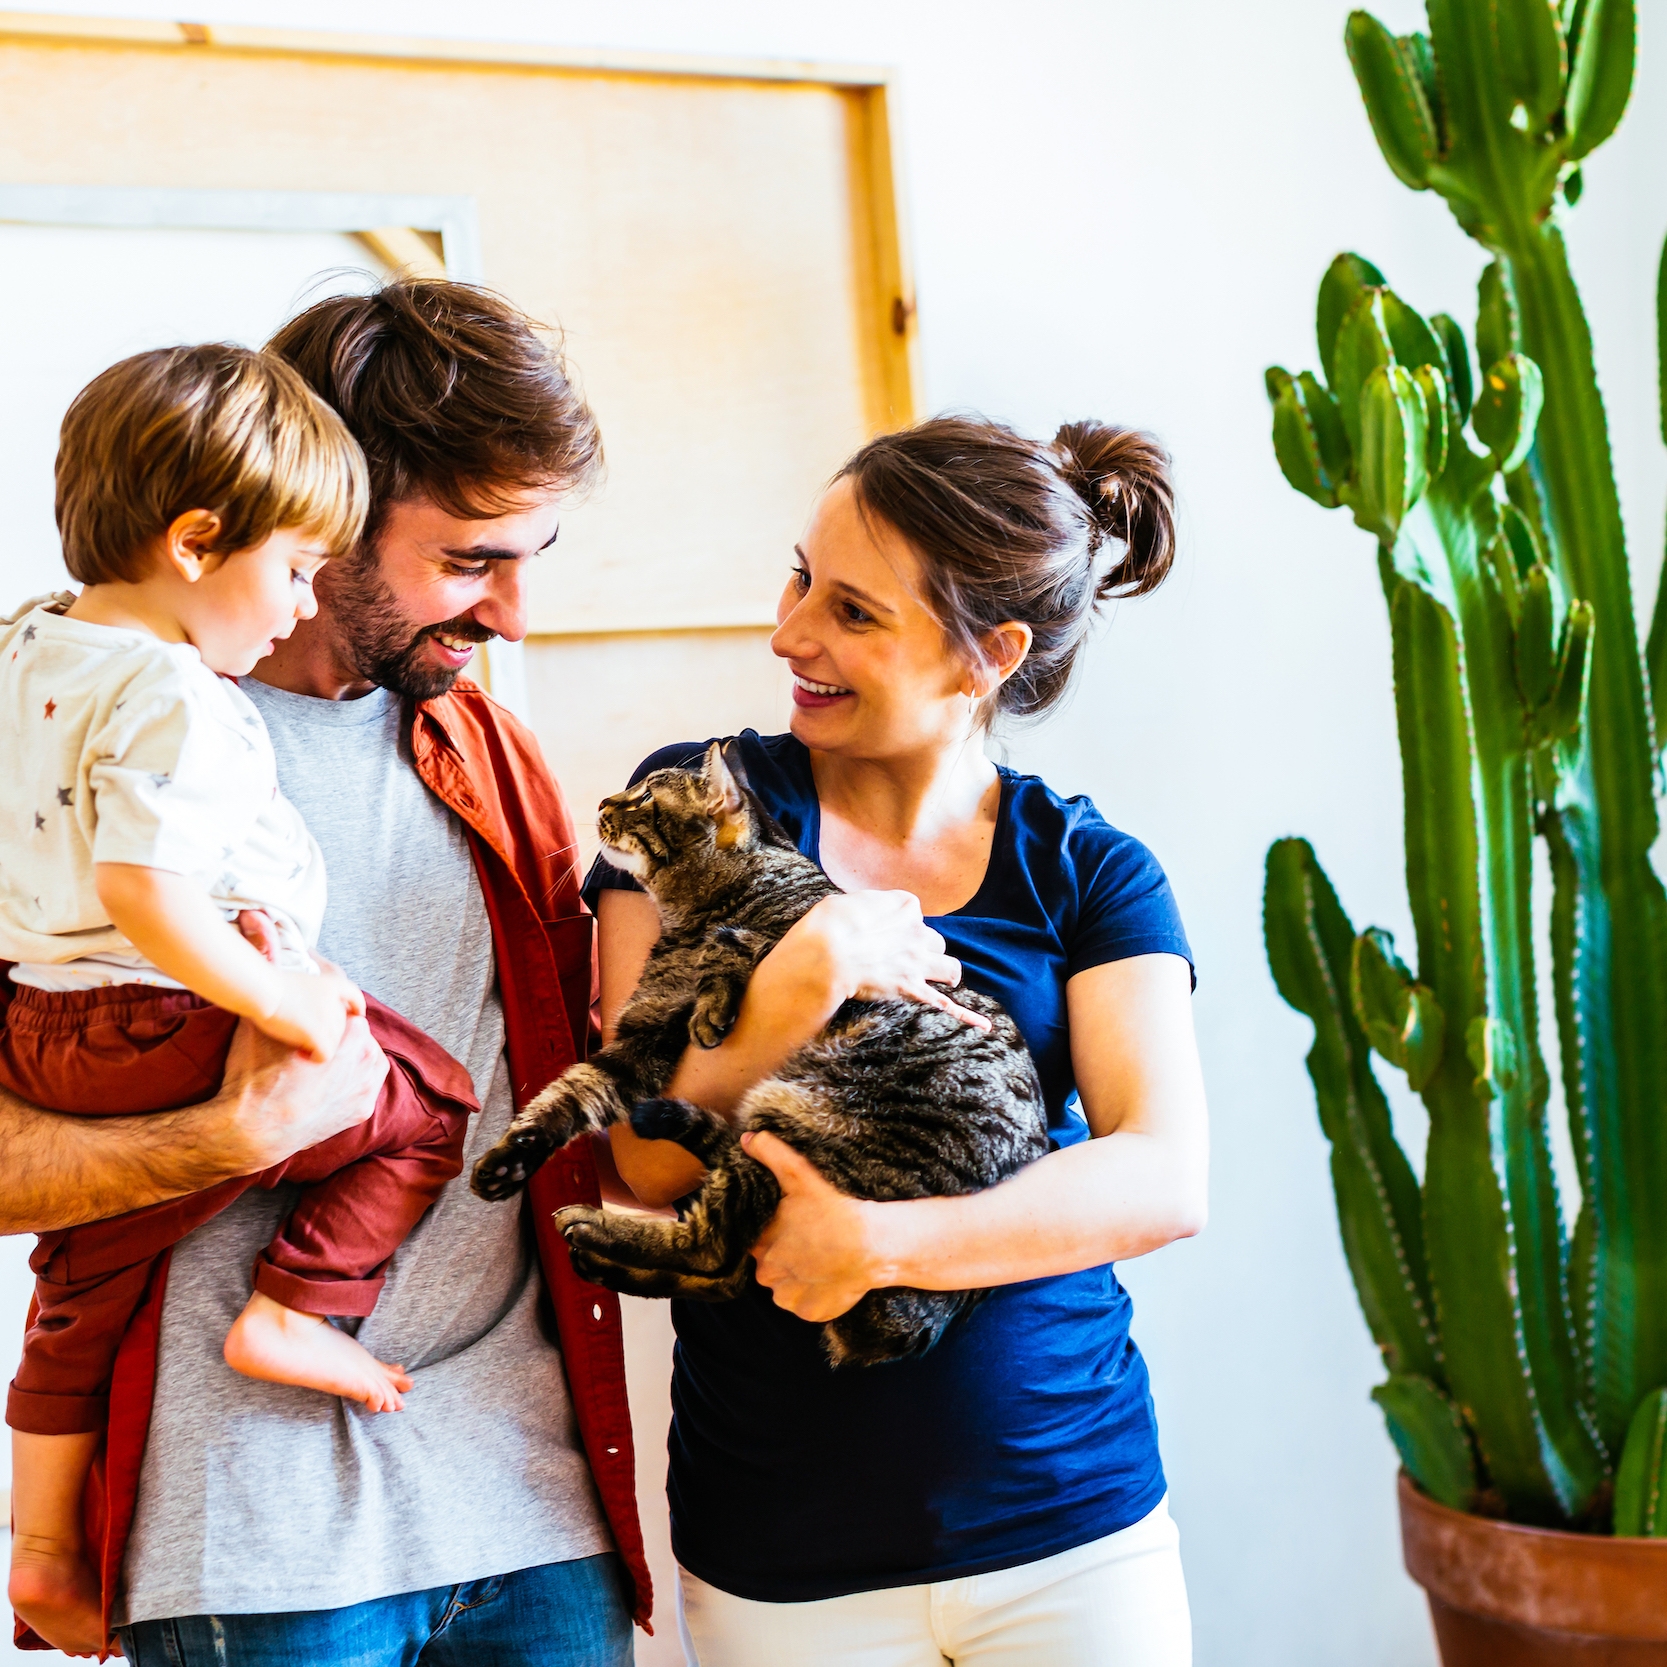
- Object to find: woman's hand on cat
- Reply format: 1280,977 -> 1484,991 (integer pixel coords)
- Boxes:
787,892 -> 992,1030
744,1130 -> 888,1320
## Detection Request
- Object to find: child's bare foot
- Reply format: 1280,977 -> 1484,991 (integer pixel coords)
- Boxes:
9,1539 -> 106,1657
223,1292 -> 411,1411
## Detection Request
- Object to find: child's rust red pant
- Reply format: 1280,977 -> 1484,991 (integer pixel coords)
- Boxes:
0,977 -> 477,1436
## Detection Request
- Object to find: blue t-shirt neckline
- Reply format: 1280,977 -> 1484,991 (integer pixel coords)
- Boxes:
790,744 -> 1017,925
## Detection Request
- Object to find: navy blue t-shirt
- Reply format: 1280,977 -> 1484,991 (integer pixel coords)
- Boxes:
584,730 -> 1194,1600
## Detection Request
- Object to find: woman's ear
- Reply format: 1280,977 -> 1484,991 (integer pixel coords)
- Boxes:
161,509 -> 226,585
970,622 -> 1034,696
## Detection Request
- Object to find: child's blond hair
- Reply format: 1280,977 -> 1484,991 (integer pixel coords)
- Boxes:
55,343 -> 369,584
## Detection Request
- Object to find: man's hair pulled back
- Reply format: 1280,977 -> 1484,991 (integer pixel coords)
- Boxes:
267,279 -> 601,540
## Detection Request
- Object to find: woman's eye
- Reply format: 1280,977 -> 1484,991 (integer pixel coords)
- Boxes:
789,565 -> 810,590
841,602 -> 872,625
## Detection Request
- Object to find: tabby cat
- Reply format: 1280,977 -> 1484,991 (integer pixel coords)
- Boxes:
470,741 -> 1048,1366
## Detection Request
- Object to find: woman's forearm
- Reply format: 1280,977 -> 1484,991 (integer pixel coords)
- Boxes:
609,946 -> 842,1205
747,1129 -> 1207,1315
865,1134 -> 1207,1290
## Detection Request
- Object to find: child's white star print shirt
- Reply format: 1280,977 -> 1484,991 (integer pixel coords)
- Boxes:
0,594 -> 325,987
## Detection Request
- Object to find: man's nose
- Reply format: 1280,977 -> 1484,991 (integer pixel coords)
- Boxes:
473,561 -> 530,643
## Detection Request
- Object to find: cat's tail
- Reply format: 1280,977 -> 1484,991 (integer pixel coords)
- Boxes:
630,1097 -> 742,1168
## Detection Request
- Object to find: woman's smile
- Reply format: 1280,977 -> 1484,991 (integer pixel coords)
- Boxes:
791,672 -> 854,708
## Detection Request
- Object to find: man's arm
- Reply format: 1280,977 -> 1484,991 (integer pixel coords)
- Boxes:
0,1016 -> 387,1235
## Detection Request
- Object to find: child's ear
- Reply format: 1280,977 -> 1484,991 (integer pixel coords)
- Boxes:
162,509 -> 227,584
703,741 -> 748,845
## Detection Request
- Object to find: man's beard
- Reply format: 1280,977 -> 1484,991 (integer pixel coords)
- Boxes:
327,548 -> 495,703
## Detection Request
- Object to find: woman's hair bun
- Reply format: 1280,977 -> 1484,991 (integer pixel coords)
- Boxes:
836,412 -> 1178,725
1051,420 -> 1175,600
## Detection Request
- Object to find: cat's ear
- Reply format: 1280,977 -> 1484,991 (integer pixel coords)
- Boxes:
703,740 -> 748,845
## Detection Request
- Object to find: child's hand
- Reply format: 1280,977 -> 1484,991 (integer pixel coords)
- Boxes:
235,908 -> 281,964
261,965 -> 366,1063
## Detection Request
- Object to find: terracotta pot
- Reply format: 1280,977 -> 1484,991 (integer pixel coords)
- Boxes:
1398,1473 -> 1667,1665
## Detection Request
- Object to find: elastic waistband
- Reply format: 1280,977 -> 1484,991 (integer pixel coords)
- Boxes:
1,979 -> 215,1034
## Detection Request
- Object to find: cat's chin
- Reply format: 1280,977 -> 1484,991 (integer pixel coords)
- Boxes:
599,843 -> 651,880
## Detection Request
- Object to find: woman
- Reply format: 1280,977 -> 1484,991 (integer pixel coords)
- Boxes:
589,416 -> 1208,1665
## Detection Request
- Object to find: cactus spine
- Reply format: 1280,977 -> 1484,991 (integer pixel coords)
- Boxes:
1265,0 -> 1667,1529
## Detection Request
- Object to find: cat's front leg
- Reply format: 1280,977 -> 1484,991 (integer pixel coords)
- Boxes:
687,927 -> 770,1049
470,1062 -> 629,1201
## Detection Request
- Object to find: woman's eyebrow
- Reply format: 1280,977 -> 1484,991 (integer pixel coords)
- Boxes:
831,578 -> 894,616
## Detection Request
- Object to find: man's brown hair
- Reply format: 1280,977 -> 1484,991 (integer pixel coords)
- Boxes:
56,344 -> 369,586
266,280 -> 601,539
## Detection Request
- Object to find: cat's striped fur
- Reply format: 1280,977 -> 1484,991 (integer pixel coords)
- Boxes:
470,741 -> 1048,1366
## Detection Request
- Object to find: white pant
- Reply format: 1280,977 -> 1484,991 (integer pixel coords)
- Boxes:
676,1497 -> 1191,1666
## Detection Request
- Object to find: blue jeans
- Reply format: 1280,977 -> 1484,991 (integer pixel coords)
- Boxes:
117,1554 -> 633,1667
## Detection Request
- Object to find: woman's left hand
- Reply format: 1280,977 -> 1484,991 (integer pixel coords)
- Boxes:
744,1131 -> 885,1321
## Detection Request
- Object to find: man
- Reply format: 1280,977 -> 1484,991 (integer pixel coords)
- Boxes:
3,279 -> 648,1664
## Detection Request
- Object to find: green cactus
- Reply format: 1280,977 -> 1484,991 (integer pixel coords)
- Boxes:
1264,0 -> 1667,1530
1614,1388 -> 1667,1535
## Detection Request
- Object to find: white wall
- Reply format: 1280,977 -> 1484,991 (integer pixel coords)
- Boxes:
6,4 -> 1665,1665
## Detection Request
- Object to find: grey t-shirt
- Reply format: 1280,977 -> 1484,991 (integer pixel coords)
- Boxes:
118,681 -> 611,1625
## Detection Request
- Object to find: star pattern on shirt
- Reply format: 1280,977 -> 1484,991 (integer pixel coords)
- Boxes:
56,786 -> 73,806
43,698 -> 56,719
33,811 -> 44,832
21,623 -> 35,644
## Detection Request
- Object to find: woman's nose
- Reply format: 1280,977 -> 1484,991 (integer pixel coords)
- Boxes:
770,600 -> 817,662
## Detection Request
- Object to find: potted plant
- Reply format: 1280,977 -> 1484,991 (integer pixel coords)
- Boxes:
1261,1 -> 1667,1660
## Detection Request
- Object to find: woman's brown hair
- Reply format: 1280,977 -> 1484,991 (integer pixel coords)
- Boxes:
838,415 -> 1176,721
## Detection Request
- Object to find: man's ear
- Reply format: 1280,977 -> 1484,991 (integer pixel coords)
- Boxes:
703,740 -> 748,845
161,509 -> 227,585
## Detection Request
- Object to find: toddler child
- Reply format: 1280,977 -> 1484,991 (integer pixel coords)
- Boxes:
0,345 -> 478,1656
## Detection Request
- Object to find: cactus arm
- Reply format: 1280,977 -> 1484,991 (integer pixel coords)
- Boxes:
1264,838 -> 1441,1381
1646,231 -> 1667,741
1563,0 -> 1636,159
1373,1373 -> 1481,1510
1504,224 -> 1667,1454
1542,799 -> 1613,1417
1377,551 -> 1545,1504
1613,1387 -> 1667,1535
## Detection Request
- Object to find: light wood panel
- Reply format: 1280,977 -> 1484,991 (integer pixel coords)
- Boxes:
0,15 -> 919,635
523,629 -> 792,869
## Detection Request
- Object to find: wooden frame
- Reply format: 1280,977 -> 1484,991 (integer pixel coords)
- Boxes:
0,10 -> 920,452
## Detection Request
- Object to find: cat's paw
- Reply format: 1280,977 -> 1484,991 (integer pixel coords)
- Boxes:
555,1206 -> 613,1284
470,1125 -> 557,1201
688,999 -> 734,1050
